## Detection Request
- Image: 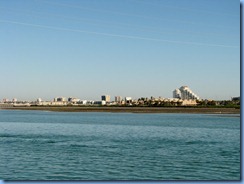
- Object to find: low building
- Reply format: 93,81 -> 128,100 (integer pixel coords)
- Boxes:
94,101 -> 106,105
181,100 -> 197,106
231,97 -> 240,101
77,100 -> 87,105
125,97 -> 132,104
68,97 -> 80,103
2,99 -> 10,103
13,103 -> 31,107
86,100 -> 95,105
50,101 -> 67,106
36,101 -> 52,106
12,98 -> 17,102
54,97 -> 66,102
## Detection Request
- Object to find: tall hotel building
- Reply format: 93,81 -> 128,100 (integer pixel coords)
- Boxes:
173,86 -> 200,100
101,95 -> 110,102
173,89 -> 181,99
115,96 -> 122,103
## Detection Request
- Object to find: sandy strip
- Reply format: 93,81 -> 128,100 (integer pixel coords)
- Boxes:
0,106 -> 240,114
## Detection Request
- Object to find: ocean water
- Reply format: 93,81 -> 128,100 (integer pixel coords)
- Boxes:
0,110 -> 240,180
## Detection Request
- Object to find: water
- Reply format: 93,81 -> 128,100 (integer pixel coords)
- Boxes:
0,110 -> 240,180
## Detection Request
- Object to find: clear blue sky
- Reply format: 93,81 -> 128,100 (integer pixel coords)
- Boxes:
0,0 -> 240,101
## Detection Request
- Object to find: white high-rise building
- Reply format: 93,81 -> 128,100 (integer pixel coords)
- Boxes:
101,95 -> 110,102
173,86 -> 200,100
173,89 -> 181,99
115,96 -> 122,103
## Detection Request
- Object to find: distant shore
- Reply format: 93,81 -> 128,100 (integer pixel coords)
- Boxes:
0,106 -> 240,114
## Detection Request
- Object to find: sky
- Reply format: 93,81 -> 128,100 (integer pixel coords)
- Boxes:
0,0 -> 240,101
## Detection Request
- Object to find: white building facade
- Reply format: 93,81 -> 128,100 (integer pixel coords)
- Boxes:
173,86 -> 200,100
173,89 -> 181,99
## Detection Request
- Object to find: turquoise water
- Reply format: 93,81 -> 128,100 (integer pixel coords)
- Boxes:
0,110 -> 240,180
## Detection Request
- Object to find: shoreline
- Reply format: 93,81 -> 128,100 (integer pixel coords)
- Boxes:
0,106 -> 240,114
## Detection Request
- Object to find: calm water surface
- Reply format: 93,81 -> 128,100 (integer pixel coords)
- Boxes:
0,110 -> 240,180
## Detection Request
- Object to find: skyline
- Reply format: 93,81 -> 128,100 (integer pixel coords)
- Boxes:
0,0 -> 240,101
0,84 -> 238,102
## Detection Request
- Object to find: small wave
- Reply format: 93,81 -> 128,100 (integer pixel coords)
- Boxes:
0,134 -> 61,144
0,134 -> 19,138
185,140 -> 219,145
46,140 -> 56,143
69,144 -> 90,148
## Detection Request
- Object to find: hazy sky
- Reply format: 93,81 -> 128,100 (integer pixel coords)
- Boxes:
0,0 -> 240,101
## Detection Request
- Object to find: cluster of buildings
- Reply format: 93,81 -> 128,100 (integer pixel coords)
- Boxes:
0,86 -> 238,107
27,95 -> 134,106
0,95 -> 134,107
